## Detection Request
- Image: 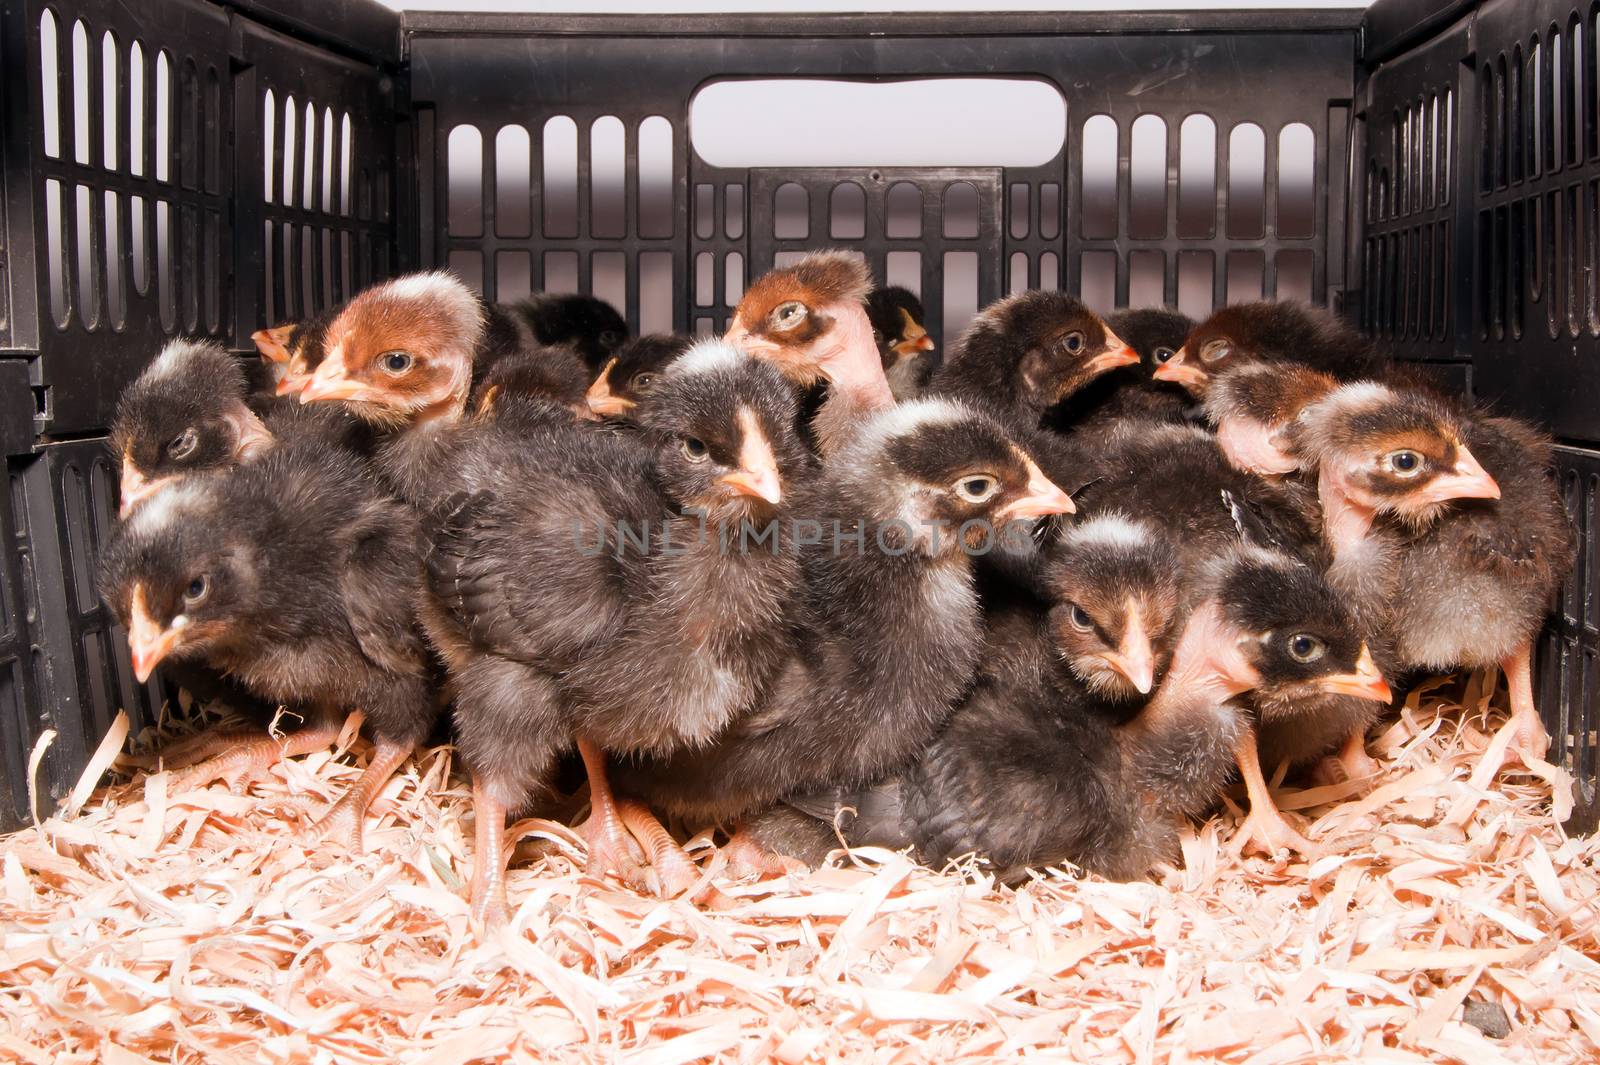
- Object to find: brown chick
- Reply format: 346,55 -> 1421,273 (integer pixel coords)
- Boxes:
723,251 -> 889,457
866,286 -> 937,402
928,291 -> 1140,433
585,334 -> 695,420
1203,360 -> 1340,476
1154,300 -> 1383,399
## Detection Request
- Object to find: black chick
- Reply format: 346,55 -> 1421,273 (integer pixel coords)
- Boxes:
611,398 -> 1077,872
99,438 -> 436,848
585,333 -> 695,420
928,292 -> 1140,433
1046,307 -> 1194,431
1284,382 -> 1574,788
470,345 -> 592,423
253,308 -> 337,398
425,342 -> 811,925
508,292 -> 629,372
774,535 -> 1385,878
1154,300 -> 1384,400
866,286 -> 937,402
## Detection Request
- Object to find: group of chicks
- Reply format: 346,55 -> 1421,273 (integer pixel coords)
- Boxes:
99,250 -> 1574,929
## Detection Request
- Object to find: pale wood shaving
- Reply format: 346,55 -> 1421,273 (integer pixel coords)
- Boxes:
1,678 -> 1596,1062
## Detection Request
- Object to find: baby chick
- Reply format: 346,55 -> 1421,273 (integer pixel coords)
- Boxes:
425,343 -> 810,924
1048,307 -> 1194,431
1203,360 -> 1340,476
723,252 -> 890,457
866,286 -> 937,401
253,310 -> 336,397
99,439 -> 436,848
1154,300 -> 1382,399
585,334 -> 694,420
470,345 -> 592,423
929,291 -> 1139,432
1285,383 -> 1574,787
508,292 -> 629,372
613,398 -> 1077,872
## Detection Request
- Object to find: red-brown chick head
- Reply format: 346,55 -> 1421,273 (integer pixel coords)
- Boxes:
585,333 -> 694,419
1155,300 -> 1367,397
723,251 -> 876,388
110,340 -> 274,518
833,399 -> 1076,557
1284,382 -> 1501,527
1043,513 -> 1184,698
299,272 -> 484,427
940,292 -> 1139,418
1204,361 -> 1340,476
633,341 -> 810,527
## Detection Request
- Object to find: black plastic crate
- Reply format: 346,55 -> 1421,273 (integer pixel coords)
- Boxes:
0,0 -> 1595,832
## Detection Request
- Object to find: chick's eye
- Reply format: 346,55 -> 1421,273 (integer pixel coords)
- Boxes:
681,437 -> 709,462
168,427 -> 199,461
1068,605 -> 1094,632
1061,331 -> 1085,354
379,350 -> 414,375
1287,634 -> 1326,663
1385,449 -> 1423,476
953,475 -> 999,503
599,331 -> 621,347
772,301 -> 808,329
1200,339 -> 1232,364
632,373 -> 656,391
184,575 -> 209,605
1153,347 -> 1176,364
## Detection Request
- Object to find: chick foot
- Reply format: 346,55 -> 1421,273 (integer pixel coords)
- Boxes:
721,824 -> 807,879
304,738 -> 414,853
469,778 -> 511,931
1313,729 -> 1383,788
1468,649 -> 1553,792
169,724 -> 343,795
1230,732 -> 1315,858
574,738 -> 650,891
614,799 -> 729,906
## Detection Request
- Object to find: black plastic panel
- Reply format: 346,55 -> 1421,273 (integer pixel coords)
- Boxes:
1552,445 -> 1600,831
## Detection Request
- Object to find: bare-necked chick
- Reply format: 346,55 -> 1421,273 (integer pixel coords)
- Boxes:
930,291 -> 1139,434
1154,300 -> 1383,399
1048,307 -> 1194,431
724,252 -> 890,457
585,334 -> 695,420
867,286 -> 936,402
508,292 -> 629,372
1203,360 -> 1340,476
426,343 -> 811,924
1284,382 -> 1573,788
612,398 -> 1077,871
99,439 -> 436,849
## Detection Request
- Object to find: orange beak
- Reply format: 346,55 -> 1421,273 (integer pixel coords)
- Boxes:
717,410 -> 783,505
128,586 -> 183,683
119,461 -> 173,520
891,334 -> 936,358
1417,445 -> 1502,505
1084,328 -> 1141,377
1316,645 -> 1393,703
275,372 -> 309,397
586,358 -> 635,418
299,360 -> 370,404
723,319 -> 786,363
1102,605 -> 1156,694
252,326 -> 293,363
996,455 -> 1076,523
1152,347 -> 1210,390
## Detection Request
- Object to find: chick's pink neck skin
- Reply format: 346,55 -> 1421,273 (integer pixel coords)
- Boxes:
1317,464 -> 1378,561
1216,416 -> 1300,476
815,300 -> 896,412
1154,600 -> 1260,709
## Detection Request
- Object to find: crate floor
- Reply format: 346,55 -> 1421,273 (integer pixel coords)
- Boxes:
0,682 -> 1596,1064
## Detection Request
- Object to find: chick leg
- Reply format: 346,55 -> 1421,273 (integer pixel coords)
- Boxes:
1313,728 -> 1384,788
574,738 -> 649,890
614,799 -> 728,905
169,723 -> 344,795
1229,733 -> 1314,858
1469,645 -> 1554,791
305,737 -> 414,853
469,776 -> 511,930
722,822 -> 807,879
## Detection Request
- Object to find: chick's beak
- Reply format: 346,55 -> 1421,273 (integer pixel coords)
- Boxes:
723,319 -> 784,362
275,372 -> 309,397
1103,606 -> 1156,694
252,327 -> 291,363
1084,328 -> 1141,377
1417,445 -> 1502,505
892,333 -> 937,357
128,586 -> 183,683
585,358 -> 635,418
718,411 -> 782,505
1152,347 -> 1209,389
119,462 -> 171,520
1316,645 -> 1393,703
299,357 -> 369,404
996,456 -> 1076,522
